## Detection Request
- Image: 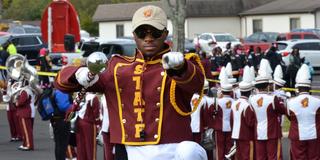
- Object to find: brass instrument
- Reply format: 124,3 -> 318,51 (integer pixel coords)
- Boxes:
4,54 -> 42,103
225,142 -> 237,160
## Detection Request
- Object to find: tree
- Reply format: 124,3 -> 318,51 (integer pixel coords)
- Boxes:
161,0 -> 186,52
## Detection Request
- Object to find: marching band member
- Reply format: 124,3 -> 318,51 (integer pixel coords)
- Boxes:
14,79 -> 35,151
4,79 -> 22,142
287,64 -> 320,160
249,59 -> 286,160
54,5 -> 206,160
273,65 -> 289,127
100,94 -> 115,160
211,67 -> 234,160
5,54 -> 41,151
190,80 -> 214,144
76,92 -> 101,160
226,62 -> 240,99
230,66 -> 256,160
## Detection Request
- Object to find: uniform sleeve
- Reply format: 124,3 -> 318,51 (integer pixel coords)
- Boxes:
54,65 -> 109,94
92,96 -> 101,124
16,90 -> 29,107
244,106 -> 256,127
274,96 -> 287,115
230,110 -> 234,129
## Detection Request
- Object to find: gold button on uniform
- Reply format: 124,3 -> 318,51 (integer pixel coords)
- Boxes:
155,118 -> 159,122
119,88 -> 122,93
156,102 -> 160,107
160,71 -> 164,76
154,134 -> 158,139
122,119 -> 126,124
157,87 -> 161,92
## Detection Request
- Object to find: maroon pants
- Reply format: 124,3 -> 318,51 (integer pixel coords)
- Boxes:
7,110 -> 21,139
19,117 -> 34,149
235,140 -> 255,160
255,139 -> 282,160
215,131 -> 232,160
102,132 -> 114,160
76,118 -> 97,160
290,139 -> 319,160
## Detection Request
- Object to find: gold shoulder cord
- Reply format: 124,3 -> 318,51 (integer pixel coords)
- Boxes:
170,53 -> 205,116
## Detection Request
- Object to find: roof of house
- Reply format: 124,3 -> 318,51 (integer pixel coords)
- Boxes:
240,0 -> 320,16
93,0 -> 274,22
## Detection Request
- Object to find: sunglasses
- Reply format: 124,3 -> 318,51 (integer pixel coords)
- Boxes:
134,28 -> 166,39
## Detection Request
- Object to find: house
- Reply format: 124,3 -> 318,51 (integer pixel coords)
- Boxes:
240,0 -> 320,37
92,0 -> 273,40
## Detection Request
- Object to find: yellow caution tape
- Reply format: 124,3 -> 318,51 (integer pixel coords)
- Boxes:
207,79 -> 320,93
0,65 -> 57,77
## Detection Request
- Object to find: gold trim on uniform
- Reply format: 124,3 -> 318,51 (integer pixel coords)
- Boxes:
21,118 -> 30,148
114,62 -> 166,145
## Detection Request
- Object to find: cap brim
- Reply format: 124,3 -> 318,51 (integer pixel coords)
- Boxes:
132,21 -> 165,32
273,78 -> 286,86
239,82 -> 253,91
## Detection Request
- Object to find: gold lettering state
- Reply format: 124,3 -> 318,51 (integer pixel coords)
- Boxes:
132,76 -> 141,90
134,65 -> 143,74
134,108 -> 145,122
135,124 -> 145,138
133,92 -> 142,106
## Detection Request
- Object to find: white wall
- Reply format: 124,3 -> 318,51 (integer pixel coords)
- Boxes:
98,17 -> 241,40
241,13 -> 315,37
98,20 -> 173,40
186,17 -> 241,39
316,10 -> 320,28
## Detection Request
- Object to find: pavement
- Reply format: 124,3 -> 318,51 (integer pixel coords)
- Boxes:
0,109 -> 103,160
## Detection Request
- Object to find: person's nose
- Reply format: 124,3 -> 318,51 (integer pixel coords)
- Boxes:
144,32 -> 154,42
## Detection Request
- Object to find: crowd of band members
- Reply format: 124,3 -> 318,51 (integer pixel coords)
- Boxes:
197,42 -> 312,91
192,42 -> 320,160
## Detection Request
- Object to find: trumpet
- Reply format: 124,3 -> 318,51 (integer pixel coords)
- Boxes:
225,143 -> 237,160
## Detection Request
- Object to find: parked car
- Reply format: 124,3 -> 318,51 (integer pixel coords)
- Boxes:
244,32 -> 279,42
165,35 -> 196,53
291,28 -> 320,36
276,32 -> 320,41
276,39 -> 320,67
0,34 -> 46,65
193,33 -> 241,54
7,25 -> 41,34
242,32 -> 279,52
98,39 -> 136,58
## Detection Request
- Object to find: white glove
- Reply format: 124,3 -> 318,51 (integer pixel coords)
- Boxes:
162,52 -> 185,70
75,67 -> 99,87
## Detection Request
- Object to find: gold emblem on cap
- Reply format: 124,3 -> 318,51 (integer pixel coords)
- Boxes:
143,8 -> 152,17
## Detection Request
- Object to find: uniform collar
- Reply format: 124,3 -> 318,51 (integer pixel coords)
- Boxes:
135,43 -> 171,62
299,92 -> 310,95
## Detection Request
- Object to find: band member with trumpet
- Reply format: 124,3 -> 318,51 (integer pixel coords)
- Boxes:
211,67 -> 234,160
54,5 -> 207,160
229,66 -> 256,160
5,54 -> 42,151
287,64 -> 320,160
249,59 -> 286,160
